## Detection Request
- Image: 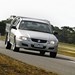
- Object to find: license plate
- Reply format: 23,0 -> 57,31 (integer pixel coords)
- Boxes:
34,43 -> 43,48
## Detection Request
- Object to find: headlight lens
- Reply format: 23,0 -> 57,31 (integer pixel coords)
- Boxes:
48,40 -> 55,45
50,41 -> 55,45
22,37 -> 28,40
20,36 -> 29,41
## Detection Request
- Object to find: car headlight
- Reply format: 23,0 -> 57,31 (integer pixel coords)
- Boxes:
48,40 -> 55,45
20,36 -> 29,41
50,41 -> 55,45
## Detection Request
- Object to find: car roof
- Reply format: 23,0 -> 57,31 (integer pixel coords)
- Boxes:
16,16 -> 50,24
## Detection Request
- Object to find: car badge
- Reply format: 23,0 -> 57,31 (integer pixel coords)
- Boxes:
38,40 -> 41,43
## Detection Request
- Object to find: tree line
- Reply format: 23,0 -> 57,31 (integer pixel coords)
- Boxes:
52,25 -> 75,44
0,17 -> 13,35
0,19 -> 75,44
0,21 -> 6,35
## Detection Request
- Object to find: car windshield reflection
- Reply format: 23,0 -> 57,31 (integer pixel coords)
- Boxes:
19,20 -> 51,33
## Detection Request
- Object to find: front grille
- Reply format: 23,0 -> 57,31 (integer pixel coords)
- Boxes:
49,47 -> 54,50
31,38 -> 47,43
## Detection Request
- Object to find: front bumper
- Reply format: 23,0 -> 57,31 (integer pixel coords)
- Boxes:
16,39 -> 58,52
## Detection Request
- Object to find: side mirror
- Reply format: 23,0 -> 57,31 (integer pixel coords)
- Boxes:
53,31 -> 58,35
11,26 -> 17,29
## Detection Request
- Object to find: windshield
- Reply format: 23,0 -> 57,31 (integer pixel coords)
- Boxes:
19,20 -> 52,33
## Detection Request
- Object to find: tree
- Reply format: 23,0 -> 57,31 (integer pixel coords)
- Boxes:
0,22 -> 6,35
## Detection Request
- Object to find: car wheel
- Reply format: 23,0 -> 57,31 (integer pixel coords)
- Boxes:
50,52 -> 57,58
5,33 -> 11,49
40,51 -> 45,56
12,37 -> 19,52
5,41 -> 11,49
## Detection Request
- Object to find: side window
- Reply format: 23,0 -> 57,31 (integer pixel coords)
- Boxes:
12,19 -> 20,26
12,19 -> 17,25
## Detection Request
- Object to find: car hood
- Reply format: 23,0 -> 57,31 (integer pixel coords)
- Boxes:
18,30 -> 58,41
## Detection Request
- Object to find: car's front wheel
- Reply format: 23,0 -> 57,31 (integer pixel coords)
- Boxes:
12,37 -> 19,52
50,52 -> 57,58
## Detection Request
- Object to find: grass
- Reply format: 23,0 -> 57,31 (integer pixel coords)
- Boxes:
58,42 -> 75,57
58,47 -> 75,57
59,42 -> 75,48
0,36 -> 5,41
0,53 -> 58,75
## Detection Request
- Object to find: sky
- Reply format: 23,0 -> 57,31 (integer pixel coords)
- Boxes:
0,0 -> 75,28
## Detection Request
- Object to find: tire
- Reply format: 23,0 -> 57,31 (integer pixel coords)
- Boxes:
12,37 -> 19,52
5,33 -> 11,49
40,51 -> 45,56
5,41 -> 11,49
50,52 -> 57,58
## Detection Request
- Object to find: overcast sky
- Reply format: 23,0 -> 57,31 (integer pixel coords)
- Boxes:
0,0 -> 75,27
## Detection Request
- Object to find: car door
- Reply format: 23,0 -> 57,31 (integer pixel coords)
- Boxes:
10,18 -> 20,44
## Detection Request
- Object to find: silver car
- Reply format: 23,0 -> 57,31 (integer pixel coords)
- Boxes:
5,16 -> 58,58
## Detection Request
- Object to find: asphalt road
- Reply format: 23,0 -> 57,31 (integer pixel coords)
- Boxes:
0,41 -> 75,75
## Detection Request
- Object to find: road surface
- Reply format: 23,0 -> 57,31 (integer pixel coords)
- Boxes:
0,41 -> 75,75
